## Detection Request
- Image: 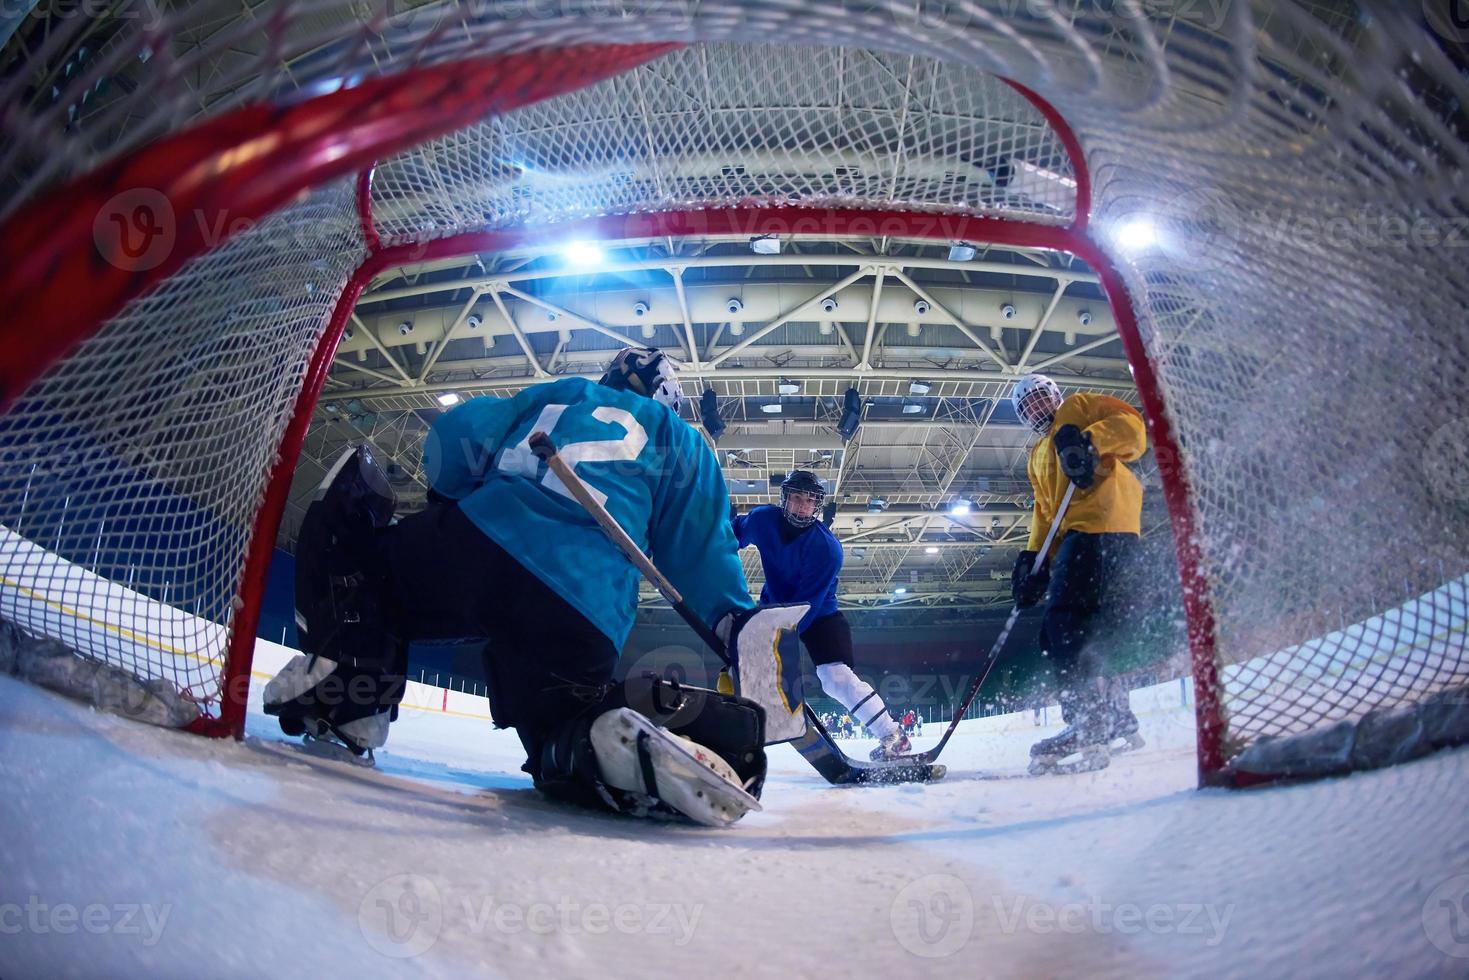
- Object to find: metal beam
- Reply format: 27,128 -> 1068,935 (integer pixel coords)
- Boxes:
487,285 -> 549,378
708,266 -> 871,367
859,270 -> 885,370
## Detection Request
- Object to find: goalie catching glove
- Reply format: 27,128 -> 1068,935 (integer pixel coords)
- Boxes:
715,604 -> 810,743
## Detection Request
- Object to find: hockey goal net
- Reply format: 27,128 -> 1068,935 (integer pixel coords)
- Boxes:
0,2 -> 1465,783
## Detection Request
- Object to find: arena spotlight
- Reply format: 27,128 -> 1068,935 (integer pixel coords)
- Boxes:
1114,217 -> 1159,253
893,587 -> 908,595
436,392 -> 462,407
837,387 -> 863,442
700,389 -> 725,442
949,499 -> 973,516
924,546 -> 939,555
778,378 -> 801,395
909,379 -> 931,395
948,242 -> 977,262
750,234 -> 782,255
561,240 -> 604,266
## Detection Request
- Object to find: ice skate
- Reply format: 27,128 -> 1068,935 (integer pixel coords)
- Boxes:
1028,724 -> 1111,775
1105,687 -> 1145,755
298,718 -> 377,767
869,730 -> 912,761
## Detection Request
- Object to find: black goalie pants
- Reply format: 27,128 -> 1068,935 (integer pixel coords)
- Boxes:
373,503 -> 618,781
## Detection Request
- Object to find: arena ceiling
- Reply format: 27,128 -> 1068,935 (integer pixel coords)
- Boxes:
291,228 -> 1169,622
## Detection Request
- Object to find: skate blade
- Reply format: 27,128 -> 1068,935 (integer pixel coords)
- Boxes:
598,710 -> 762,827
1028,745 -> 1109,776
300,733 -> 375,767
1110,733 -> 1145,754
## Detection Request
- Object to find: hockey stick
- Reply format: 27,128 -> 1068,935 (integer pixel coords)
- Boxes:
907,481 -> 1077,766
527,431 -> 732,667
528,431 -> 940,785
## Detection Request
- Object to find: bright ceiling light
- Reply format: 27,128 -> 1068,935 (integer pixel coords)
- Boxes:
560,240 -> 604,266
924,546 -> 939,554
436,392 -> 462,407
778,378 -> 801,395
949,499 -> 973,516
901,403 -> 924,415
909,379 -> 932,395
750,234 -> 782,255
948,242 -> 976,262
1114,217 -> 1159,253
893,587 -> 908,595
760,403 -> 783,414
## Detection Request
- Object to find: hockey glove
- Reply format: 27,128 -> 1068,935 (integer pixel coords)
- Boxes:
1011,550 -> 1050,610
1053,423 -> 1099,489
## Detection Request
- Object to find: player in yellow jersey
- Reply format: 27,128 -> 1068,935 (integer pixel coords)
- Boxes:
1010,373 -> 1148,774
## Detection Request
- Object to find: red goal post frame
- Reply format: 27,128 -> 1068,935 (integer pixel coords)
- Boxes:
0,47 -> 1228,783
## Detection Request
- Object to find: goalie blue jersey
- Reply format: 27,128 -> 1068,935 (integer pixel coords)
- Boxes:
732,505 -> 842,633
422,377 -> 753,649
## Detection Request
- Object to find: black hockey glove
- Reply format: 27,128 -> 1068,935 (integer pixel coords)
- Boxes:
1053,423 -> 1099,489
1011,550 -> 1050,610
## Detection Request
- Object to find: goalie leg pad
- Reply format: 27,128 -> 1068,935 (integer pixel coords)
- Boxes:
720,604 -> 809,744
533,676 -> 768,824
588,708 -> 762,828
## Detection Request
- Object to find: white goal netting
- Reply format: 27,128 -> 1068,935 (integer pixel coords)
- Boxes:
0,1 -> 1464,776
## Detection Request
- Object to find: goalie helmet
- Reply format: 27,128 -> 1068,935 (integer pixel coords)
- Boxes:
1012,373 -> 1063,435
598,346 -> 683,413
779,470 -> 826,528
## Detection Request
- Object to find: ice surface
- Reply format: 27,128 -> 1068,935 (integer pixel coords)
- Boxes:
3,666 -> 1468,979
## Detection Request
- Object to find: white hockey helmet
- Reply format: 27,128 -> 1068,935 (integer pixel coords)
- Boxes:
599,347 -> 683,413
1012,373 -> 1062,434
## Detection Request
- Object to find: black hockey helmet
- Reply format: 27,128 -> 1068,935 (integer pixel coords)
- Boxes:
598,347 -> 683,412
779,470 -> 826,528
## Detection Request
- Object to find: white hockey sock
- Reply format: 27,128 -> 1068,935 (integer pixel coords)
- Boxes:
815,663 -> 899,739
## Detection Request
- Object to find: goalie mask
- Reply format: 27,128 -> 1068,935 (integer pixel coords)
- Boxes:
599,347 -> 683,413
779,470 -> 826,528
1012,373 -> 1063,435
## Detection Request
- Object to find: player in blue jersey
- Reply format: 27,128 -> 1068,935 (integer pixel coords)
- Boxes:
265,348 -> 800,826
731,471 -> 912,761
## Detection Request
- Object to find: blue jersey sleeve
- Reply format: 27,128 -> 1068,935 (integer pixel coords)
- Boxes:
731,511 -> 750,547
648,423 -> 754,629
422,390 -> 530,500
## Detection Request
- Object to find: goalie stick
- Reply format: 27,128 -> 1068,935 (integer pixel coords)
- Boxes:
528,431 -> 941,786
903,482 -> 1077,768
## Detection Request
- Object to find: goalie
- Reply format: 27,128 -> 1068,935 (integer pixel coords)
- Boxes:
1009,373 -> 1147,774
265,347 -> 806,826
